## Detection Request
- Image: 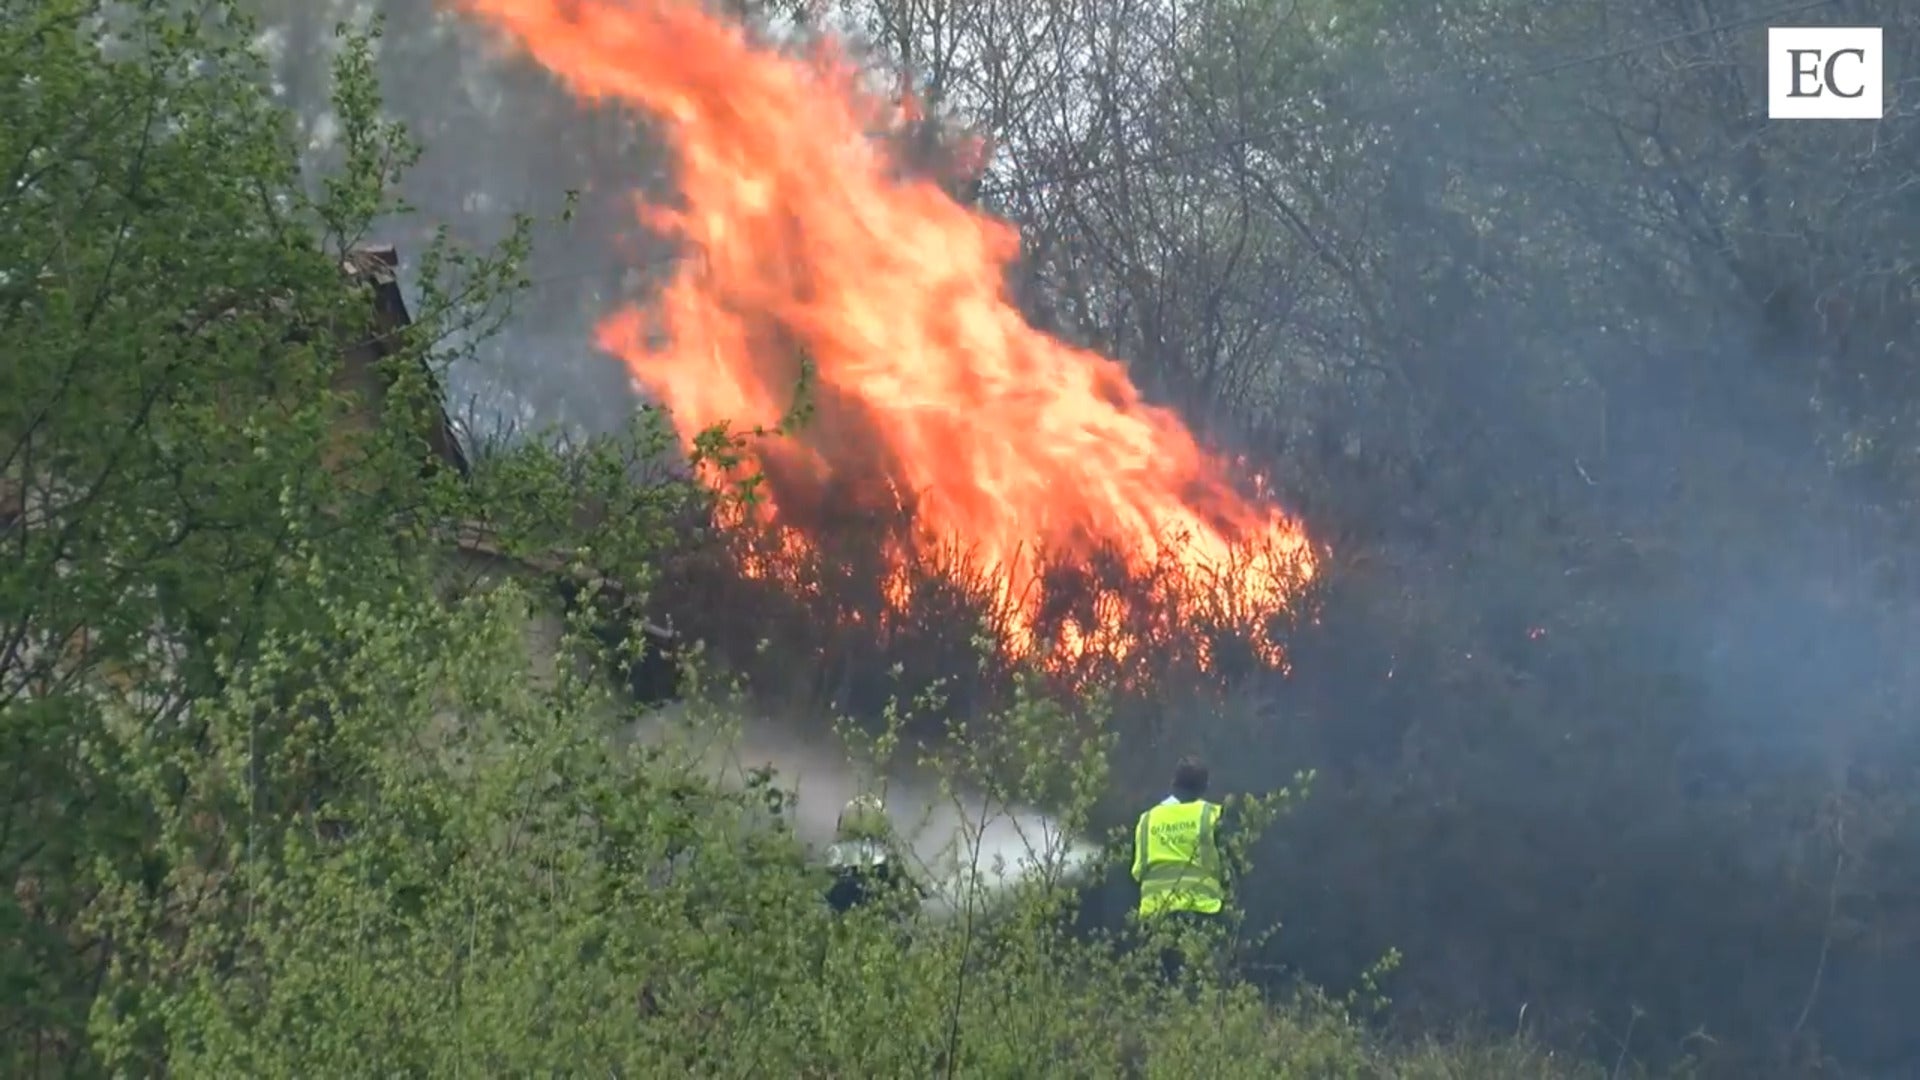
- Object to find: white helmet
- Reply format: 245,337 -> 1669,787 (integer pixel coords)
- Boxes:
836,793 -> 890,842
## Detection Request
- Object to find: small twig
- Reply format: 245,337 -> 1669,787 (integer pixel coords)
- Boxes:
1610,1005 -> 1642,1080
1791,817 -> 1846,1037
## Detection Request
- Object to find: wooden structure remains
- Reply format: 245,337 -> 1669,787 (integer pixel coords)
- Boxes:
338,244 -> 470,477
343,244 -> 680,689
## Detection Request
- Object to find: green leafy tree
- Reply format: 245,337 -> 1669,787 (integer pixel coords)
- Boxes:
0,2 -> 524,1070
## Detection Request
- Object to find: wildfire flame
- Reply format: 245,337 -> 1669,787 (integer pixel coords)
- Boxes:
457,0 -> 1318,670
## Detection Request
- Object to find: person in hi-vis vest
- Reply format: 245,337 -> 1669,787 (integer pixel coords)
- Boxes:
1130,755 -> 1228,982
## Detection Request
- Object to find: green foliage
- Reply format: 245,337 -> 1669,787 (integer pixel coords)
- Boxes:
0,2 -> 518,1070
217,0 -> 1920,1072
0,3 -> 1698,1078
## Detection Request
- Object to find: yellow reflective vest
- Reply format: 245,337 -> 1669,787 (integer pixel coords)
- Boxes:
1131,797 -> 1225,916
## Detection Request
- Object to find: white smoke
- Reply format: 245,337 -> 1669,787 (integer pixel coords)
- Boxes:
630,700 -> 1102,919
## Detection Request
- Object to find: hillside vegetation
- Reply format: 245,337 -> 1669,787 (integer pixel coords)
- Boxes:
0,5 -> 1579,1076
9,1 -> 1920,1078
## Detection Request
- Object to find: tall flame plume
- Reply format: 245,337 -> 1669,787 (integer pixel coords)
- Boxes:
457,0 -> 1318,671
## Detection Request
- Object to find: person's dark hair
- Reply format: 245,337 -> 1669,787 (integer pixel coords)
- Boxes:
1171,755 -> 1209,799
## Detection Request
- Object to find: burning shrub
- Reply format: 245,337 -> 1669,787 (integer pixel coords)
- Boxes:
640,461 -> 1324,740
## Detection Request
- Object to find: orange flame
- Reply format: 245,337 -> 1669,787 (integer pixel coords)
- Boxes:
457,0 -> 1317,669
